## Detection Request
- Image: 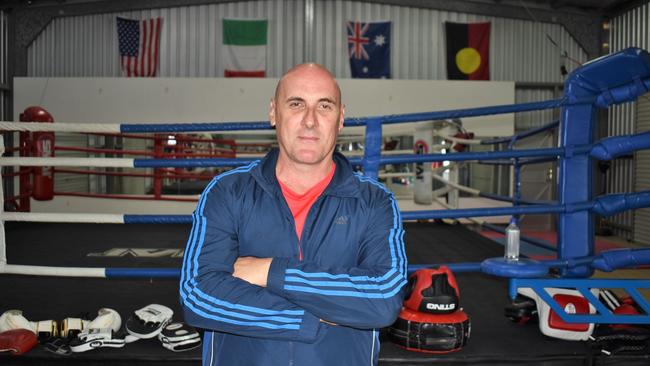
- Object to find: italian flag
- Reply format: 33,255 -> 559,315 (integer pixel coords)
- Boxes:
223,19 -> 268,77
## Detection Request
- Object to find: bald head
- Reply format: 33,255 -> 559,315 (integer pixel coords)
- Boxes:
268,62 -> 345,169
274,63 -> 342,105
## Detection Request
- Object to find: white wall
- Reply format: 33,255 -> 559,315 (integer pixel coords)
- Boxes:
14,77 -> 514,137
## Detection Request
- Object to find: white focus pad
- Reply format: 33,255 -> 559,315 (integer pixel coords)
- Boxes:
126,304 -> 174,339
158,322 -> 201,352
518,287 -> 598,341
69,328 -> 126,353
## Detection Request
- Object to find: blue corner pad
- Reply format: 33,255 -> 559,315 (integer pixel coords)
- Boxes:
480,257 -> 548,278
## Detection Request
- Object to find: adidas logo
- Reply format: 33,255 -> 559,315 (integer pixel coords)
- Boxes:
334,215 -> 349,225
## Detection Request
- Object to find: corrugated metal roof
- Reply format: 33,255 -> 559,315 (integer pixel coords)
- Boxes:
28,0 -> 587,82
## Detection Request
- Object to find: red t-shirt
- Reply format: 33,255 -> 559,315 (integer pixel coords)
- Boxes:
279,164 -> 336,260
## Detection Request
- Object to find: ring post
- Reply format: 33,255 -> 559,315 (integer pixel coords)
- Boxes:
153,135 -> 164,199
0,136 -> 6,268
363,118 -> 382,180
559,48 -> 650,277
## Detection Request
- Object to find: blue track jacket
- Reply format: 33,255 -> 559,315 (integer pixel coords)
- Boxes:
180,149 -> 408,365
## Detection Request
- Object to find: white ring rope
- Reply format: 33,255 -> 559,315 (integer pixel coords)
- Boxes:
0,121 -> 279,136
0,122 -> 121,133
344,148 -> 447,156
2,212 -> 124,224
432,174 -> 481,196
379,172 -> 415,178
0,264 -> 105,277
0,157 -> 135,167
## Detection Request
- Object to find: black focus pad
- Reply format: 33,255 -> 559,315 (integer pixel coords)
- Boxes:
388,308 -> 470,353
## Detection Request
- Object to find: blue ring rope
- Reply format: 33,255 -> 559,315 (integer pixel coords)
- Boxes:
102,247 -> 650,278
120,191 -> 650,223
111,75 -> 649,133
481,120 -> 559,145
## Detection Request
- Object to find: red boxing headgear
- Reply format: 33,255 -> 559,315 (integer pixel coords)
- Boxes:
19,106 -> 54,123
403,266 -> 460,314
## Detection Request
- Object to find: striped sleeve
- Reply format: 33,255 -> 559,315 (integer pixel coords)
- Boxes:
180,162 -> 321,341
266,175 -> 408,329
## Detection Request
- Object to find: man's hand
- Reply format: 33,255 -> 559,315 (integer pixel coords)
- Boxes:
233,257 -> 273,287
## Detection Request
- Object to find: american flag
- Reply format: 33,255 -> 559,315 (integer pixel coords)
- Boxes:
117,17 -> 162,77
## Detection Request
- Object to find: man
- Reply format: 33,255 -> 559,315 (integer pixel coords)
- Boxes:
180,64 -> 407,365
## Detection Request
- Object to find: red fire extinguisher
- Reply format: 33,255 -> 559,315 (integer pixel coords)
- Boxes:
20,106 -> 55,201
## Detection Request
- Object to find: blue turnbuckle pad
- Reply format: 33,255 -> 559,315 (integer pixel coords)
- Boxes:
480,257 -> 548,278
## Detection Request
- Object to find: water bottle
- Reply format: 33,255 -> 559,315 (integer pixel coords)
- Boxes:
505,218 -> 520,261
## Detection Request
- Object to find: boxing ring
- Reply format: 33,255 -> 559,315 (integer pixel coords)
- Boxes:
2,47 -> 650,363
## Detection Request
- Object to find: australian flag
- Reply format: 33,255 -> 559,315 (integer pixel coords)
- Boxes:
347,21 -> 391,78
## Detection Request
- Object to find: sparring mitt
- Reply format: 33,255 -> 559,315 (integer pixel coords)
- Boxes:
0,310 -> 58,341
0,329 -> 38,356
59,317 -> 90,340
87,308 -> 121,333
0,310 -> 32,334
126,304 -> 173,339
403,266 -> 460,314
69,328 -> 126,353
388,307 -> 471,353
518,287 -> 598,341
31,320 -> 59,341
158,322 -> 201,352
69,308 -> 129,353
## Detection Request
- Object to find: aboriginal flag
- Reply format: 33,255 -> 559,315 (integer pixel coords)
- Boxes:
445,22 -> 490,80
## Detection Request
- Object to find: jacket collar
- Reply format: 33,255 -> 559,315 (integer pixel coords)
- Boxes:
251,148 -> 360,198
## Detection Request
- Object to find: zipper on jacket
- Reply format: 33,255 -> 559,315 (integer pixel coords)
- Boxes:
281,193 -> 326,262
297,195 -> 326,262
297,234 -> 303,261
281,204 -> 303,261
288,340 -> 294,366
